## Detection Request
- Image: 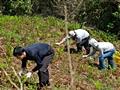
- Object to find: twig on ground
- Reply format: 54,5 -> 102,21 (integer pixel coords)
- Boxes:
2,68 -> 20,90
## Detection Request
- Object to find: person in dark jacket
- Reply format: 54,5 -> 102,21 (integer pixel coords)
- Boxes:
13,43 -> 54,89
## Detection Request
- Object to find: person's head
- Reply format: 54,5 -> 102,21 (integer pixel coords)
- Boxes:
69,31 -> 75,36
69,31 -> 76,40
89,38 -> 98,47
13,46 -> 26,60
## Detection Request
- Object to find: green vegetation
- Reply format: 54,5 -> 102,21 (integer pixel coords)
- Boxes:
0,15 -> 120,90
1,0 -> 120,37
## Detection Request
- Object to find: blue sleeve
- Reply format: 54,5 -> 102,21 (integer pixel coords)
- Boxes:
32,55 -> 42,72
21,59 -> 27,69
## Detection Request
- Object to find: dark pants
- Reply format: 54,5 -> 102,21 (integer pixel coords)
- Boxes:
76,36 -> 90,54
37,49 -> 54,88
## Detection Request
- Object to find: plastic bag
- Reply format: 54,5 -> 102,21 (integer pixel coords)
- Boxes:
113,51 -> 120,65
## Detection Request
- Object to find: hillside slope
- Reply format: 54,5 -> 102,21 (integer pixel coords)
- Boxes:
0,15 -> 120,90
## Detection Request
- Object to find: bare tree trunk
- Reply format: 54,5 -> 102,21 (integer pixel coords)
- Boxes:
64,5 -> 75,90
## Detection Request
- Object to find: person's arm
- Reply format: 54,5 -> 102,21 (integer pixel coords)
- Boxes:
18,59 -> 27,76
88,47 -> 97,57
56,35 -> 71,45
98,48 -> 104,57
32,55 -> 42,72
21,59 -> 27,71
83,47 -> 96,58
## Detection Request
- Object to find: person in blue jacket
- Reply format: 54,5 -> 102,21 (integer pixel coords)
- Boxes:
13,43 -> 54,89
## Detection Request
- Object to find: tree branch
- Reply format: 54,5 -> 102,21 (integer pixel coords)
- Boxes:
2,68 -> 20,90
11,67 -> 23,90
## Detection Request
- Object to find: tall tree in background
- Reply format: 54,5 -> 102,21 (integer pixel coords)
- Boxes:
2,0 -> 32,15
77,0 -> 120,37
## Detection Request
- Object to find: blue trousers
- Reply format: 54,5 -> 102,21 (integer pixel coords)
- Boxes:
98,49 -> 115,69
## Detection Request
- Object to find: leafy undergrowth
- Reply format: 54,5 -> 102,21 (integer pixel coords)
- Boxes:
0,15 -> 120,90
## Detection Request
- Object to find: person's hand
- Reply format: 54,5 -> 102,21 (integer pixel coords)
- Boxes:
18,70 -> 23,77
55,43 -> 61,45
26,72 -> 32,78
82,55 -> 88,58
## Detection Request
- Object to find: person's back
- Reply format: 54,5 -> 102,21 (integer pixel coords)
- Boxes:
75,29 -> 89,42
24,43 -> 52,58
97,42 -> 115,52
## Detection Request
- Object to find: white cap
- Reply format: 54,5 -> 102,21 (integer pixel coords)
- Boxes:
89,38 -> 98,46
69,31 -> 75,36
